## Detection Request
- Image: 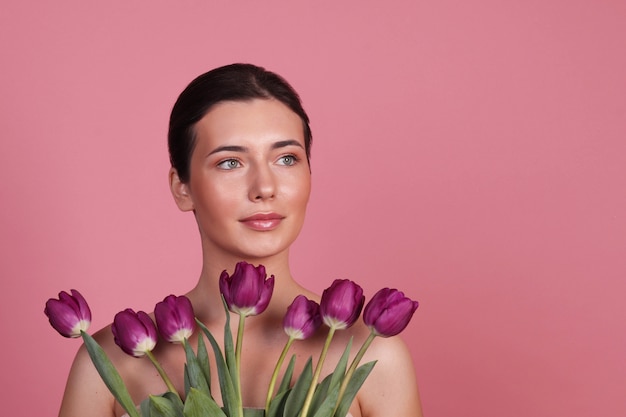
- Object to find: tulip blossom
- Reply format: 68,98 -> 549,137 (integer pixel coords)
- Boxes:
265,295 -> 322,412
219,261 -> 275,317
319,279 -> 365,330
363,288 -> 419,337
332,289 -> 418,416
112,309 -> 157,357
155,295 -> 196,343
283,295 -> 322,340
220,261 -> 275,417
112,308 -> 181,397
44,289 -> 92,338
300,280 -> 365,417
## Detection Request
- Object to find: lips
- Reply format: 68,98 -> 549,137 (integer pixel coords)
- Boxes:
239,213 -> 285,231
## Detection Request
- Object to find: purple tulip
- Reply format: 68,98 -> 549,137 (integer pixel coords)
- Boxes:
44,289 -> 92,338
112,309 -> 157,357
283,295 -> 322,340
363,288 -> 419,337
154,295 -> 196,343
319,279 -> 365,330
219,261 -> 275,317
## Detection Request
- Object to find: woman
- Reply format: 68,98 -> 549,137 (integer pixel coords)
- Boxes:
59,64 -> 423,417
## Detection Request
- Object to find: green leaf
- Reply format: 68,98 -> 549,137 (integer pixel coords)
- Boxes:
267,354 -> 295,417
267,388 -> 290,417
183,387 -> 227,417
308,373 -> 332,417
80,331 -> 141,417
309,339 -> 352,417
140,396 -> 151,417
184,339 -> 211,395
242,408 -> 265,417
163,391 -> 185,416
276,354 -> 296,395
283,358 -> 313,417
141,393 -> 180,417
184,364 -> 191,397
311,383 -> 340,417
196,333 -> 212,393
196,319 -> 238,417
333,361 -> 376,417
328,339 -> 352,390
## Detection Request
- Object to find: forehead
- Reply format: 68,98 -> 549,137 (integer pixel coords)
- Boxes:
193,99 -> 305,149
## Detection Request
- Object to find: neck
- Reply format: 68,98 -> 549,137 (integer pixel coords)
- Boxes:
186,247 -> 301,322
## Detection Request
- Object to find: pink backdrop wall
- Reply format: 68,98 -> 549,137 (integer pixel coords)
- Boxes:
1,1 -> 624,416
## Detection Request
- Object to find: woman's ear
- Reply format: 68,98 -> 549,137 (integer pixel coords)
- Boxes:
169,168 -> 194,212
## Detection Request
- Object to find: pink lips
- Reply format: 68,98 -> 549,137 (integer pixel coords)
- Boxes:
240,213 -> 284,231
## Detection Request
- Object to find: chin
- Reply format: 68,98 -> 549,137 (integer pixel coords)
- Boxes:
234,238 -> 294,261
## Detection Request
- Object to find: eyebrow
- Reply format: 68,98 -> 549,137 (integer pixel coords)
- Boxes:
207,139 -> 304,156
208,145 -> 247,156
271,139 -> 304,150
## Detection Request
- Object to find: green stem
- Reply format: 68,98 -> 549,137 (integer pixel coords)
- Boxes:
332,332 -> 377,415
300,326 -> 337,417
265,336 -> 295,413
235,314 -> 246,417
145,350 -> 181,401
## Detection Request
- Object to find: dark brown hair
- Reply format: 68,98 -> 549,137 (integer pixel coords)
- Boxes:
168,63 -> 312,183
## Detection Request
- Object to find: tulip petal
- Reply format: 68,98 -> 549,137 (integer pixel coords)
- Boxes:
45,299 -> 80,337
112,309 -> 157,357
219,261 -> 275,317
155,295 -> 196,343
320,279 -> 364,330
253,275 -> 274,315
70,289 -> 92,322
283,295 -> 322,340
363,288 -> 419,337
44,289 -> 92,338
219,270 -> 232,308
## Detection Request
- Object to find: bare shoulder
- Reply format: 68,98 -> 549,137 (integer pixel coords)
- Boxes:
322,321 -> 422,417
356,332 -> 423,417
60,323 -> 159,417
60,319 -> 196,416
59,325 -> 119,417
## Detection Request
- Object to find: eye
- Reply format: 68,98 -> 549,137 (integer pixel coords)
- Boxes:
277,155 -> 298,166
217,159 -> 242,170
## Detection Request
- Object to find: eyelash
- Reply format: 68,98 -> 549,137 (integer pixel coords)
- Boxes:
277,154 -> 299,166
216,158 -> 242,170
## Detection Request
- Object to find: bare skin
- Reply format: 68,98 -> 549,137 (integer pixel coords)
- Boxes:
59,99 -> 423,417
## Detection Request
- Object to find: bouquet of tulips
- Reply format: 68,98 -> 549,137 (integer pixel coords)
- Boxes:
45,261 -> 418,417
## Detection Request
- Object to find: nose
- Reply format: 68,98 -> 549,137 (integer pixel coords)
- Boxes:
248,163 -> 276,202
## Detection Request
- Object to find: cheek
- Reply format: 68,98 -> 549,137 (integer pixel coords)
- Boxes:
289,176 -> 311,209
300,183 -> 311,206
191,180 -> 239,216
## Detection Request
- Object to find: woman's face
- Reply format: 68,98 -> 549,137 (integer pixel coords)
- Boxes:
173,99 -> 311,262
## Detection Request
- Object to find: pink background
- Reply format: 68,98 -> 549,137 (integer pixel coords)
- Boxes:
1,1 -> 625,416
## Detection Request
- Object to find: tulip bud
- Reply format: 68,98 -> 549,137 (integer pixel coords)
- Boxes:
112,309 -> 158,357
319,279 -> 365,330
154,295 -> 196,344
219,261 -> 275,317
283,295 -> 322,340
363,288 -> 419,337
44,289 -> 92,338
